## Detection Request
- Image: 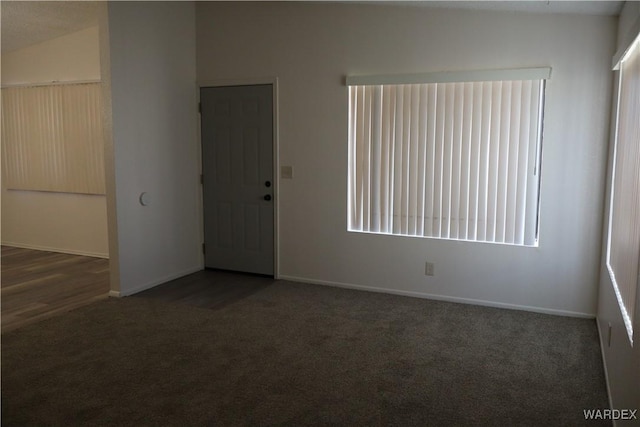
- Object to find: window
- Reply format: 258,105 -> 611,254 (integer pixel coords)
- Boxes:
607,31 -> 640,344
1,82 -> 105,195
347,68 -> 549,246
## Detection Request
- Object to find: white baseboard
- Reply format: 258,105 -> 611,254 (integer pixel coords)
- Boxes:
1,241 -> 109,259
109,265 -> 203,297
595,318 -> 615,415
278,275 -> 595,319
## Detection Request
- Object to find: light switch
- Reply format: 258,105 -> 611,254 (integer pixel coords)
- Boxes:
281,165 -> 294,179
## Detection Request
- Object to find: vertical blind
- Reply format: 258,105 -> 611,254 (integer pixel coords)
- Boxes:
348,79 -> 544,246
1,82 -> 105,195
608,33 -> 640,343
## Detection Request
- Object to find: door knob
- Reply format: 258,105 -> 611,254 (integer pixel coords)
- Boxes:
264,194 -> 272,201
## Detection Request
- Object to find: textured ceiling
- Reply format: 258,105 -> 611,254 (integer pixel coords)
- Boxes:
1,1 -> 99,53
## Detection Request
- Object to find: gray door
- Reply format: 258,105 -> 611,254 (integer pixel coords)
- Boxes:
200,85 -> 274,276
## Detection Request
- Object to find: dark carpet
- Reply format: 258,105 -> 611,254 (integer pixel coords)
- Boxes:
2,279 -> 610,426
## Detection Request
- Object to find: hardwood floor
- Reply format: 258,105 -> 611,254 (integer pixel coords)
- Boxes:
1,246 -> 271,332
1,246 -> 110,333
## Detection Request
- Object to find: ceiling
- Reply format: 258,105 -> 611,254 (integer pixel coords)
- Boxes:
0,1 -> 624,54
1,1 -> 99,53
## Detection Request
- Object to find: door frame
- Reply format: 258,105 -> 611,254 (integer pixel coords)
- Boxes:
197,77 -> 280,278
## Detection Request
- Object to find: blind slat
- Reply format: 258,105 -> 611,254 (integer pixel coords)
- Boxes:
363,86 -> 372,231
461,82 -> 473,241
417,85 -> 428,236
425,85 -> 436,237
381,86 -> 392,233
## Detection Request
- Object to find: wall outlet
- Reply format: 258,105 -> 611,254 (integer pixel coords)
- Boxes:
425,262 -> 435,276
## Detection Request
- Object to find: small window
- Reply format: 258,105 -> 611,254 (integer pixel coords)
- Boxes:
1,82 -> 105,195
607,32 -> 640,345
347,69 -> 548,246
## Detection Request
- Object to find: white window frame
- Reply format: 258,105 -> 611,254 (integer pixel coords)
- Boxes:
347,67 -> 550,247
606,27 -> 640,345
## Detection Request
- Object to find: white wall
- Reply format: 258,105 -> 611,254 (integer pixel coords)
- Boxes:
104,1 -> 201,296
597,1 -> 640,415
1,26 -> 109,258
197,3 -> 616,317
